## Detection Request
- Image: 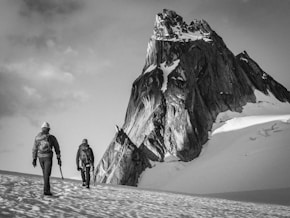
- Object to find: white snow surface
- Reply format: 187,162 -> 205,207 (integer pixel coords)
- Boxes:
240,57 -> 249,63
143,64 -> 157,74
160,60 -> 180,92
152,29 -> 212,42
152,14 -> 212,42
152,23 -> 212,42
138,90 -> 290,199
0,171 -> 290,217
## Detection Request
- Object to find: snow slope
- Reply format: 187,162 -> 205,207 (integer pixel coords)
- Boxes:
0,171 -> 289,217
138,91 -> 290,201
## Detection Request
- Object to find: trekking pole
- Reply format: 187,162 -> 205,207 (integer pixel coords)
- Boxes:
59,166 -> 64,180
93,167 -> 96,186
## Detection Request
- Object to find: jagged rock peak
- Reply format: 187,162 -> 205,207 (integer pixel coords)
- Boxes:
152,9 -> 213,42
95,9 -> 290,187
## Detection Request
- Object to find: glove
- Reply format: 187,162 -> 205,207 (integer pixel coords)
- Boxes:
77,166 -> 81,171
32,159 -> 37,167
57,158 -> 62,166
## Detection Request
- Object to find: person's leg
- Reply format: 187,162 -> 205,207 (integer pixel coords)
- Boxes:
43,157 -> 52,195
39,158 -> 45,175
81,164 -> 86,186
85,166 -> 90,188
39,158 -> 47,194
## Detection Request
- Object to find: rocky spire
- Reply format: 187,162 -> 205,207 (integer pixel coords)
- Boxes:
94,9 -> 290,186
144,9 -> 214,71
152,9 -> 213,42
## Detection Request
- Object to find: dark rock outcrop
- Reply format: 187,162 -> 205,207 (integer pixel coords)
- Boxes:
94,126 -> 151,185
237,51 -> 290,102
94,9 -> 290,186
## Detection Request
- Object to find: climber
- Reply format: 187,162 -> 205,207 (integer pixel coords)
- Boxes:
76,139 -> 95,188
32,122 -> 62,196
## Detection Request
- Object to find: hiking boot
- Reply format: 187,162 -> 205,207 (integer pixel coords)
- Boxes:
82,182 -> 86,186
44,192 -> 52,196
86,186 -> 90,189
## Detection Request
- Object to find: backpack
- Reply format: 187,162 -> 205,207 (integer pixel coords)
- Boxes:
37,134 -> 52,154
80,145 -> 91,164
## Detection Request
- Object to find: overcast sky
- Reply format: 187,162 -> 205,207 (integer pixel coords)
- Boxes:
0,0 -> 289,179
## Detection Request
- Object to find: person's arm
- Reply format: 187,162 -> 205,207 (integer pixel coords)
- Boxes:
32,136 -> 38,167
76,148 -> 80,169
90,147 -> 94,166
32,137 -> 38,160
50,135 -> 61,159
50,135 -> 61,166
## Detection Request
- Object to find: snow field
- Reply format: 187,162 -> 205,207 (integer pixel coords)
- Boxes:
1,172 -> 290,217
138,90 -> 290,203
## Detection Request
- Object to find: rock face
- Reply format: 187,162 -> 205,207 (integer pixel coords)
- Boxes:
94,9 -> 290,186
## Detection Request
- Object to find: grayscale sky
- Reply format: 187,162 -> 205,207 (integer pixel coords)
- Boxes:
0,0 -> 289,179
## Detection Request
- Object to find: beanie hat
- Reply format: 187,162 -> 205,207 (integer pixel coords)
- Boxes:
82,139 -> 88,144
41,122 -> 50,129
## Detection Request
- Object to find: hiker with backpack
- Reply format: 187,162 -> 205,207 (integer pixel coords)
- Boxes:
76,139 -> 94,188
32,122 -> 62,196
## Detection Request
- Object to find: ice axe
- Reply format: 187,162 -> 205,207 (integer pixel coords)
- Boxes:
59,165 -> 64,180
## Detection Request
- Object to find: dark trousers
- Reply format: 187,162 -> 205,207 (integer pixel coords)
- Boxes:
39,157 -> 52,194
81,165 -> 91,187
